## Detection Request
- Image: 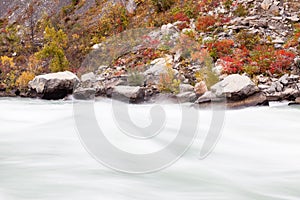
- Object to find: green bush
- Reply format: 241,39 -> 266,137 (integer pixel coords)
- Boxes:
152,0 -> 174,12
35,25 -> 69,72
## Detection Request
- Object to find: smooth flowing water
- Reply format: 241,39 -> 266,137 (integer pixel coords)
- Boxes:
0,98 -> 300,200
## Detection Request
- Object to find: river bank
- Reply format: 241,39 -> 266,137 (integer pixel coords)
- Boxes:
1,70 -> 300,109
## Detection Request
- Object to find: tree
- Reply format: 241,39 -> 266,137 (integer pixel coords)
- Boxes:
35,25 -> 69,72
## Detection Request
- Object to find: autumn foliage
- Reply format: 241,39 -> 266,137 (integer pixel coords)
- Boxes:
220,45 -> 296,75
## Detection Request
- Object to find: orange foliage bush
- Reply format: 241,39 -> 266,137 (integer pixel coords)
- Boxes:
16,71 -> 35,90
195,15 -> 216,32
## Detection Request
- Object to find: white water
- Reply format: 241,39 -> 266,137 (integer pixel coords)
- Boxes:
0,98 -> 300,200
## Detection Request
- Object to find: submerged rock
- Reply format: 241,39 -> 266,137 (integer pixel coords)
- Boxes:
29,71 -> 80,100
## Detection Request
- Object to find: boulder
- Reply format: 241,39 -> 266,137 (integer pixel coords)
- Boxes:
195,91 -> 216,104
194,81 -> 208,96
261,0 -> 273,10
81,72 -> 96,83
296,97 -> 300,104
176,92 -> 197,103
29,71 -> 80,100
179,84 -> 194,93
279,74 -> 289,86
211,74 -> 259,100
111,86 -> 144,103
73,87 -> 96,100
227,93 -> 267,109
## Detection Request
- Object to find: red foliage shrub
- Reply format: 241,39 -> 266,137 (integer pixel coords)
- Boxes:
207,39 -> 235,59
270,49 -> 296,74
221,45 -> 295,75
195,15 -> 216,32
173,12 -> 190,30
220,56 -> 244,74
214,39 -> 234,56
250,45 -> 276,73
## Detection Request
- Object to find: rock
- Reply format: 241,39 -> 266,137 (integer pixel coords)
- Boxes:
0,83 -> 6,91
73,87 -> 96,100
288,75 -> 300,82
261,0 -> 273,10
195,91 -> 216,103
126,0 -> 136,13
287,15 -> 299,22
176,92 -> 197,103
281,88 -> 300,99
29,71 -> 80,100
112,86 -> 144,103
144,56 -> 173,84
211,74 -> 259,100
258,84 -> 270,90
279,74 -> 289,85
294,57 -> 300,68
257,75 -> 270,84
92,43 -> 101,50
296,97 -> 300,104
227,93 -> 267,108
81,72 -> 96,83
194,81 -> 208,96
272,38 -> 285,44
274,81 -> 284,92
160,23 -> 179,41
213,59 -> 224,76
179,84 -> 194,93
266,83 -> 276,93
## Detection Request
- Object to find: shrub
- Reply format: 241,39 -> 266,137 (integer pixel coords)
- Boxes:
206,39 -> 235,60
220,45 -> 296,75
220,47 -> 249,74
158,65 -> 181,94
16,71 -> 35,90
0,56 -> 16,80
270,50 -> 295,74
35,25 -> 69,72
152,0 -> 174,12
220,56 -> 244,74
195,15 -> 216,32
233,4 -> 248,17
194,50 -> 219,89
235,31 -> 261,50
223,0 -> 233,10
173,12 -> 190,30
127,69 -> 145,86
284,24 -> 300,48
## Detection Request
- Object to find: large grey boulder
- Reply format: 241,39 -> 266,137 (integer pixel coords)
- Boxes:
211,74 -> 259,100
112,86 -> 144,103
29,71 -> 80,100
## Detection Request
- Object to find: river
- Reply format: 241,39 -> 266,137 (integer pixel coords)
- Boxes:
0,98 -> 300,200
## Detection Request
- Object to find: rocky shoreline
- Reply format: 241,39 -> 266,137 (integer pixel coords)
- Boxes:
1,69 -> 299,109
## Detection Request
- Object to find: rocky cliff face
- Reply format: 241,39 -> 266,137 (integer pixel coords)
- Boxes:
0,0 -> 72,22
